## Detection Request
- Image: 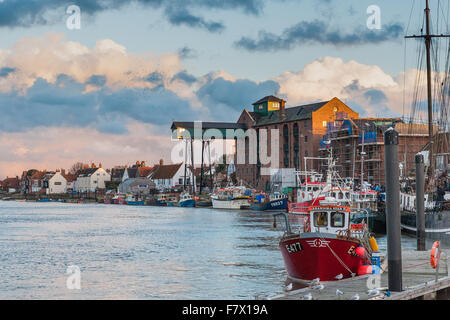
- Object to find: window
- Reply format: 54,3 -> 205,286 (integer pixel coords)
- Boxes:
304,135 -> 308,142
314,212 -> 328,227
54,182 -> 62,186
323,121 -> 327,127
331,212 -> 345,227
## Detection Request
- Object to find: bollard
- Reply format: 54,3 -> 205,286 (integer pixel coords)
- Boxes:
384,127 -> 402,292
415,154 -> 426,251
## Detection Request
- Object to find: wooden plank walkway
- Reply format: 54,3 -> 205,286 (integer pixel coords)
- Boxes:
270,250 -> 449,300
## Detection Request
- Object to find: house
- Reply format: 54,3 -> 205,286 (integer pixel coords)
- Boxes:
1,177 -> 20,193
75,165 -> 111,192
29,171 -> 48,193
148,162 -> 193,191
63,172 -> 78,192
45,171 -> 68,194
118,177 -> 156,194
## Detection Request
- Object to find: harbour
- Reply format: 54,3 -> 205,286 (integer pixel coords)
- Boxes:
0,200 -> 447,300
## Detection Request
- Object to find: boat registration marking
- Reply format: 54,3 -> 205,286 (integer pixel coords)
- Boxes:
286,242 -> 303,253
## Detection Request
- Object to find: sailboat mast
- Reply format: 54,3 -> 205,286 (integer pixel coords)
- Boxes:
425,0 -> 433,142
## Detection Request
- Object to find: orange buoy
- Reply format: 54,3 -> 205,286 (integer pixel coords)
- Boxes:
430,241 -> 441,269
355,246 -> 366,257
357,264 -> 372,276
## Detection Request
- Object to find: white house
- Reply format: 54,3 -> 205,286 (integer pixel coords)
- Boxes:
148,163 -> 194,191
46,172 -> 68,194
76,167 -> 111,192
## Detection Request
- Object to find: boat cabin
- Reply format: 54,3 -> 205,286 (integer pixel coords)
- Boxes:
306,205 -> 351,234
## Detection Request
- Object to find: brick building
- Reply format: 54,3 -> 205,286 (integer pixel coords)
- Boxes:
235,96 -> 359,191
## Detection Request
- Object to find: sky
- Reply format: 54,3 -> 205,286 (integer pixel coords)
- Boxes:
0,0 -> 447,178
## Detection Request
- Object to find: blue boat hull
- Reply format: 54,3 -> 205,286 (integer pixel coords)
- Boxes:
251,198 -> 288,211
127,201 -> 144,206
179,199 -> 195,207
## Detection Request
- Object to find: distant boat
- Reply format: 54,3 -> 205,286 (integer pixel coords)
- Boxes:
211,185 -> 252,210
251,192 -> 288,211
179,191 -> 195,207
37,198 -> 51,202
125,194 -> 144,206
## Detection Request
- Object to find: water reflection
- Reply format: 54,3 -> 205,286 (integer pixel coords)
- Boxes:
0,201 -> 439,299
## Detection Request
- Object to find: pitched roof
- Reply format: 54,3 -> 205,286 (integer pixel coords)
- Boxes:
252,95 -> 285,105
254,101 -> 329,126
62,173 -> 78,182
77,168 -> 99,177
30,171 -> 47,180
126,168 -> 139,179
150,163 -> 183,179
138,166 -> 154,177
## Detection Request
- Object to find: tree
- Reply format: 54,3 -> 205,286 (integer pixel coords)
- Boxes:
69,162 -> 85,174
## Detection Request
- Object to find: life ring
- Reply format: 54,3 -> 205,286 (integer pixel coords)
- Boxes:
430,241 -> 441,269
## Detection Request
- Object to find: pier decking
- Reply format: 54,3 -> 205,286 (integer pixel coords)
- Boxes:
270,250 -> 450,300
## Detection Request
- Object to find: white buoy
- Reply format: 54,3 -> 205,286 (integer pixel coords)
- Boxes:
336,289 -> 344,296
310,278 -> 320,285
285,283 -> 293,291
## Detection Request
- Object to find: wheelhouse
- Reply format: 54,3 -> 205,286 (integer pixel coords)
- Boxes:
307,205 -> 351,234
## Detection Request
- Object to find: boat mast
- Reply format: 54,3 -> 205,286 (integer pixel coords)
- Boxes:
405,0 -> 450,173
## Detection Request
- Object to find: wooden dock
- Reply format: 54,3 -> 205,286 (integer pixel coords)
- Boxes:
270,250 -> 450,300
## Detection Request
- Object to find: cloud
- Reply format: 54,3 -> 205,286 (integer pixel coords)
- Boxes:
0,0 -> 265,32
0,67 -> 16,77
85,74 -> 107,87
196,76 -> 280,119
235,20 -> 404,51
177,46 -> 198,59
171,71 -> 197,84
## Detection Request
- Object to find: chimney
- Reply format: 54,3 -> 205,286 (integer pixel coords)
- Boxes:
91,163 -> 96,168
99,163 -> 102,168
159,159 -> 164,166
61,169 -> 66,175
280,99 -> 286,120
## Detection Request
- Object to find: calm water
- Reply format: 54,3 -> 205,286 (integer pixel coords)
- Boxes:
0,201 -> 426,299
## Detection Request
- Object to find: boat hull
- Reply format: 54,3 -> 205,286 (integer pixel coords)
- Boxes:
279,233 -> 364,282
251,198 -> 288,211
179,199 -> 195,207
400,210 -> 450,244
127,201 -> 144,206
212,198 -> 250,210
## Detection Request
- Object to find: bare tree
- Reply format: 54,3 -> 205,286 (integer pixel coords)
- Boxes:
69,162 -> 85,174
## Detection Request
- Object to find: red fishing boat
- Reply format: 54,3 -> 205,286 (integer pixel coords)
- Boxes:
276,147 -> 378,283
277,202 -> 372,283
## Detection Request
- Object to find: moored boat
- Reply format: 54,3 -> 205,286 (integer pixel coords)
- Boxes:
276,201 -> 375,283
211,186 -> 252,210
179,191 -> 195,207
251,192 -> 288,211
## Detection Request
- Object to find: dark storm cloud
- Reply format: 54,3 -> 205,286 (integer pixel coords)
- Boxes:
235,20 -> 404,51
0,0 -> 264,32
0,74 -> 201,134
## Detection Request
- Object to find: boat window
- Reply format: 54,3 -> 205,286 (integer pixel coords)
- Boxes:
338,192 -> 343,199
331,212 -> 345,227
313,212 -> 328,227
